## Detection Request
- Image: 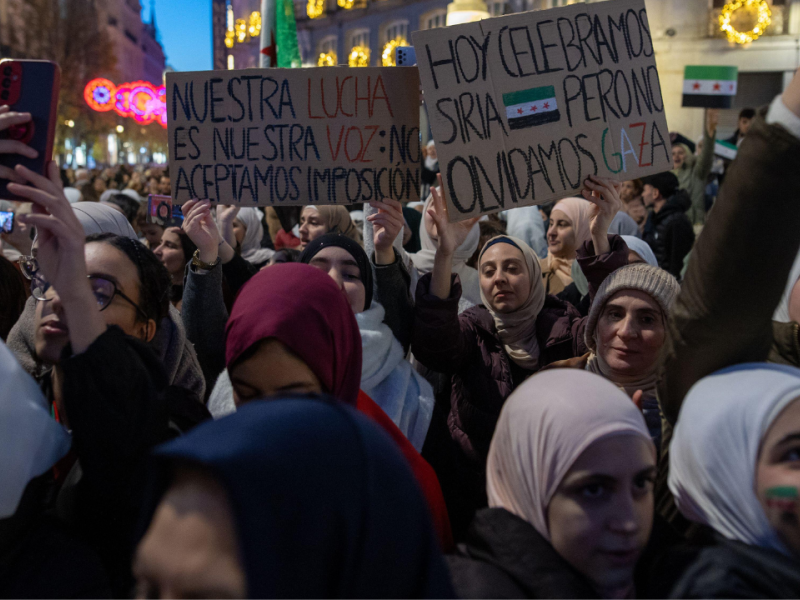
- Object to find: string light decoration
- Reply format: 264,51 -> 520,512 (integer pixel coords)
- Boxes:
382,37 -> 407,67
307,0 -> 325,18
349,46 -> 370,67
318,51 -> 337,66
225,30 -> 235,48
719,0 -> 771,44
235,18 -> 248,43
337,0 -> 355,8
248,11 -> 262,38
83,78 -> 167,128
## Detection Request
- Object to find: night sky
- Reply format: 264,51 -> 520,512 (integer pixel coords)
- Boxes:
148,1 -> 213,72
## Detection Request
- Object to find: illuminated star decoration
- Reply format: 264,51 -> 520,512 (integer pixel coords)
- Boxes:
261,30 -> 277,66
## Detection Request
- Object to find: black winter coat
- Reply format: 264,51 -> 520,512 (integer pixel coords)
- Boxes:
667,535 -> 800,598
447,508 -> 600,599
642,190 -> 695,278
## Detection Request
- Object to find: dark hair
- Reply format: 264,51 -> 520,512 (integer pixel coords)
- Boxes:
640,171 -> 679,199
172,228 -> 198,264
271,248 -> 301,264
626,178 -> 644,197
739,108 -> 756,120
85,233 -> 170,325
104,193 -> 140,226
469,220 -> 507,268
0,256 -> 28,341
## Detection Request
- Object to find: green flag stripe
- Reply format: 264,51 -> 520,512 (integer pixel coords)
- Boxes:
684,66 -> 738,81
503,86 -> 556,107
277,0 -> 302,68
716,139 -> 737,151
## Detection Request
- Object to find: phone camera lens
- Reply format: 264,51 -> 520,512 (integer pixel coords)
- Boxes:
1,79 -> 9,89
2,66 -> 11,76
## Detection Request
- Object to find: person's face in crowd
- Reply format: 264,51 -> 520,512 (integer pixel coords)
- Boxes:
153,228 -> 188,280
626,197 -> 647,225
34,241 -> 155,365
141,223 -> 164,248
298,207 -> 328,249
548,435 -> 656,599
672,146 -> 686,169
159,176 -> 171,195
93,177 -> 107,194
596,290 -> 665,378
739,116 -> 753,136
232,219 -> 246,247
756,398 -> 800,559
307,246 -> 366,314
479,243 -> 531,314
230,339 -> 323,405
641,185 -> 659,208
134,466 -> 247,599
547,209 -> 578,259
619,181 -> 638,204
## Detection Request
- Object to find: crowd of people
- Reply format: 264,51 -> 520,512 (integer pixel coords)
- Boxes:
0,69 -> 800,598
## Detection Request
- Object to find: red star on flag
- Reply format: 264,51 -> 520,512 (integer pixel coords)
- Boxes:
530,105 -> 537,112
543,102 -> 550,109
261,31 -> 277,66
713,82 -> 721,91
517,107 -> 524,115
692,82 -> 701,91
729,83 -> 734,91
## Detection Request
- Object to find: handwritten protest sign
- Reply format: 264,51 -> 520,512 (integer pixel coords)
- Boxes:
412,0 -> 671,221
166,67 -> 421,205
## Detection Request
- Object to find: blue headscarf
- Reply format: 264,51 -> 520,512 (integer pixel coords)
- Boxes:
141,397 -> 454,598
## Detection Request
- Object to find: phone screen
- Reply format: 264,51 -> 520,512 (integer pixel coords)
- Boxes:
0,210 -> 14,233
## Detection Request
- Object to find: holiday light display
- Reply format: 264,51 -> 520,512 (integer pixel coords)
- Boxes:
307,0 -> 324,18
349,46 -> 370,67
337,0 -> 355,9
84,78 -> 166,128
719,0 -> 771,44
318,51 -> 337,66
382,37 -> 407,67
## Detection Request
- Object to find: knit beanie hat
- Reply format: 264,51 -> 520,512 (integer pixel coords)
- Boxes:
584,263 -> 680,352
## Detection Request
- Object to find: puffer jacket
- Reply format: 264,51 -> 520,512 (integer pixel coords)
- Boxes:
411,235 -> 628,468
642,190 -> 695,279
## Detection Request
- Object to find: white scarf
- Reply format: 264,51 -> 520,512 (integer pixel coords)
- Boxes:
357,303 -> 434,451
237,207 -> 275,266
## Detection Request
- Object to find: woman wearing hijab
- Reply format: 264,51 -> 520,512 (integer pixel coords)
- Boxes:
622,235 -> 658,266
449,370 -> 656,599
298,205 -> 362,249
134,398 -> 454,599
541,197 -> 593,295
667,364 -> 800,597
3,161 -> 208,595
231,207 -> 275,268
0,340 -> 111,598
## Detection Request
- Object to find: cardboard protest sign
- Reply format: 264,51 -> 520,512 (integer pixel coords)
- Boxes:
413,0 -> 671,221
166,67 -> 421,205
682,65 -> 738,109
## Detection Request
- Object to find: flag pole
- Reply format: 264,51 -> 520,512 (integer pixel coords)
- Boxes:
260,0 -> 277,68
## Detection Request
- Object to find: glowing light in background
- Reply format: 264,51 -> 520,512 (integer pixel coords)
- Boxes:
83,78 -> 167,128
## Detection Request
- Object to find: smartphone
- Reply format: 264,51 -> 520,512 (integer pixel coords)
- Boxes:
0,209 -> 13,233
396,46 -> 416,66
0,60 -> 61,199
147,194 -> 184,227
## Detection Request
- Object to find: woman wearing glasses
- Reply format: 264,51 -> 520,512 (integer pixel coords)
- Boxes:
6,160 -> 208,596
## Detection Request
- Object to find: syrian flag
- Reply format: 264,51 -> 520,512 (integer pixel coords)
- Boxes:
714,139 -> 738,160
503,86 -> 560,130
682,66 -> 738,109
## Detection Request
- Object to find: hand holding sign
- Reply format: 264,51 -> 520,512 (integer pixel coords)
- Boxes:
368,198 -> 404,266
182,199 -> 220,263
429,175 -> 481,259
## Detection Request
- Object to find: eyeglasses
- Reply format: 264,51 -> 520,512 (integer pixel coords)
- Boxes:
31,272 -> 150,321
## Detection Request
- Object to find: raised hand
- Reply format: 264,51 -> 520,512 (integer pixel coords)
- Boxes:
182,199 -> 220,263
581,175 -> 622,255
216,204 -> 240,248
428,174 -> 480,259
367,198 -> 405,265
706,108 -> 720,138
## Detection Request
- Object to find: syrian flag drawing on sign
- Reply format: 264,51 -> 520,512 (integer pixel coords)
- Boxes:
503,86 -> 560,130
682,65 -> 738,109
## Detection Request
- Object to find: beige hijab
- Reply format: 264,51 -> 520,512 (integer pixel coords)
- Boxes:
545,197 -> 593,288
478,235 -> 546,370
311,206 -> 363,245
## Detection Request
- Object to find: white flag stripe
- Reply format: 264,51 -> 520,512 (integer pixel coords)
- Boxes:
505,97 -> 558,120
683,80 -> 737,95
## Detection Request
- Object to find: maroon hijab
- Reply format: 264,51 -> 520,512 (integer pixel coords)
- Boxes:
225,263 -> 363,405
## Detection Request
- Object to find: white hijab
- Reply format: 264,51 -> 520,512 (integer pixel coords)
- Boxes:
774,250 -> 800,323
478,235 -> 546,370
621,235 -> 658,267
669,363 -> 800,555
408,194 -> 481,308
0,340 -> 71,518
236,207 -> 275,266
487,369 -> 653,540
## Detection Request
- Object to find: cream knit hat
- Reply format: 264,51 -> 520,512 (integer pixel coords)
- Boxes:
584,263 -> 680,352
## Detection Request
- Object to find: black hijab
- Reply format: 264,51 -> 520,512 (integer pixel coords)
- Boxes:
140,397 -> 453,598
300,233 -> 373,309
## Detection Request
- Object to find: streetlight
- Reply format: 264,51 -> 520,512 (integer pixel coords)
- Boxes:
446,0 -> 489,26
116,125 -> 124,133
65,119 -> 75,128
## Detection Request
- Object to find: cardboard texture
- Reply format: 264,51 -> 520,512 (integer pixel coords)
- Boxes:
166,67 -> 421,205
413,0 -> 671,221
